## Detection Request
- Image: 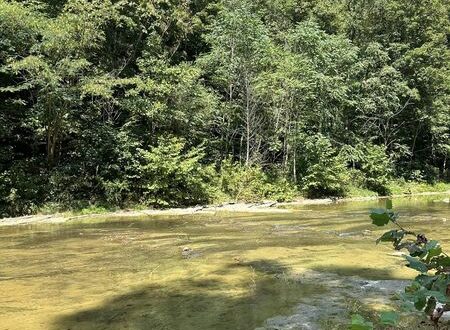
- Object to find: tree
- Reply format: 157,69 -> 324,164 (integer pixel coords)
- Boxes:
199,0 -> 273,165
1,0 -> 450,216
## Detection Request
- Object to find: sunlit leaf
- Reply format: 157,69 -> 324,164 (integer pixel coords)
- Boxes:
424,240 -> 442,261
435,256 -> 450,267
380,311 -> 399,326
350,314 -> 373,330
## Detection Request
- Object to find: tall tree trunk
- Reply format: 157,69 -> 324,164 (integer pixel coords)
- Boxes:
245,76 -> 251,166
47,127 -> 55,168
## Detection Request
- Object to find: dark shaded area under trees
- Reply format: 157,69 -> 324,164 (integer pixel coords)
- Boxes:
1,0 -> 450,216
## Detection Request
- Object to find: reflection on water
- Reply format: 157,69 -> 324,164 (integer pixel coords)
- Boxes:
1,195 -> 449,329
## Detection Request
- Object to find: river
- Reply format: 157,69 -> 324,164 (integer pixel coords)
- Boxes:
1,195 -> 449,329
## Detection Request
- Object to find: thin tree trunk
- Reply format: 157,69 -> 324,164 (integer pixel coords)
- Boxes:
293,149 -> 297,183
245,77 -> 251,166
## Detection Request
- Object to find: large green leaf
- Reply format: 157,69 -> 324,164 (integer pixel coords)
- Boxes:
350,314 -> 373,330
435,256 -> 450,267
415,275 -> 437,289
414,292 -> 427,310
426,290 -> 450,302
370,209 -> 390,226
376,229 -> 404,245
379,311 -> 399,326
403,284 -> 450,311
405,255 -> 428,273
424,240 -> 442,261
408,244 -> 425,257
425,240 -> 439,250
431,276 -> 450,300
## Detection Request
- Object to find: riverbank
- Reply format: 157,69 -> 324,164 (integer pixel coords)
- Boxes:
1,189 -> 450,226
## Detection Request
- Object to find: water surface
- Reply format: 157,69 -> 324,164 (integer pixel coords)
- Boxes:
1,196 -> 450,329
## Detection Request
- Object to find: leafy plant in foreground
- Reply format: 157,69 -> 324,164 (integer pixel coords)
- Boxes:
371,201 -> 450,325
349,310 -> 399,330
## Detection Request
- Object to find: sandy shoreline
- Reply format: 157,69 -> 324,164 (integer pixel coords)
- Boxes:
1,191 -> 449,226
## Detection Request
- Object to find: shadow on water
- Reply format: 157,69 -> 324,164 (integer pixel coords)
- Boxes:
51,261 -> 405,330
309,264 -> 401,280
231,259 -> 291,275
52,260 -> 324,330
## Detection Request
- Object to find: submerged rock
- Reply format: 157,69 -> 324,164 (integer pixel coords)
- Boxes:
258,270 -> 408,330
257,305 -> 322,330
258,301 -> 346,330
271,225 -> 307,235
181,246 -> 202,259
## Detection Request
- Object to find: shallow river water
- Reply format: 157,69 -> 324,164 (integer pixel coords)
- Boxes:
1,195 -> 450,330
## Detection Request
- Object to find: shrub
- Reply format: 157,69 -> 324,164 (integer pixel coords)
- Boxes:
359,144 -> 392,195
341,142 -> 392,195
298,134 -> 348,198
133,136 -> 215,207
0,160 -> 47,217
346,169 -> 379,197
218,159 -> 297,202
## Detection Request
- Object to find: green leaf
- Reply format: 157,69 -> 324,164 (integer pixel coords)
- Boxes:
404,282 -> 450,310
414,293 -> 427,310
415,275 -> 436,289
423,240 -> 442,261
425,240 -> 439,250
370,209 -> 390,226
405,255 -> 428,273
426,290 -> 450,302
424,296 -> 437,315
380,311 -> 399,326
431,276 -> 450,299
376,229 -> 404,245
435,256 -> 450,267
408,244 -> 424,257
399,299 -> 417,312
350,314 -> 374,330
427,249 -> 442,262
405,281 -> 421,293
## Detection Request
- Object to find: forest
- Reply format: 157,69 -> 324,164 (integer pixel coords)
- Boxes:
1,0 -> 450,217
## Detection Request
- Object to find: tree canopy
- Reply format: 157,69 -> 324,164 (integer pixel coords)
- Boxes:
1,0 -> 450,216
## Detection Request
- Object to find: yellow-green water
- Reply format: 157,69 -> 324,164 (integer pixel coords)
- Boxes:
1,196 -> 450,330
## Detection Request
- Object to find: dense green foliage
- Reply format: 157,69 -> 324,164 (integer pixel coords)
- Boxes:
370,202 -> 450,326
1,0 -> 450,216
